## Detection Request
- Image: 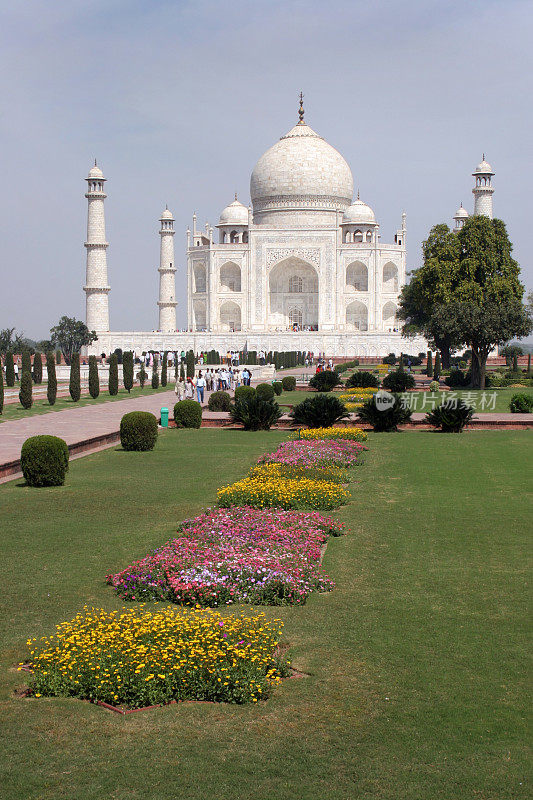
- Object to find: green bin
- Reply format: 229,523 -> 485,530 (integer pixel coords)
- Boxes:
160,407 -> 169,427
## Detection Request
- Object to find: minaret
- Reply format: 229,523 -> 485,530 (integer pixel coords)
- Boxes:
472,155 -> 495,218
157,206 -> 177,331
84,161 -> 110,331
453,203 -> 469,232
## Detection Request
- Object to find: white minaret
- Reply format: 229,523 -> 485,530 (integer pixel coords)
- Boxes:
157,206 -> 177,331
472,155 -> 495,218
453,203 -> 469,232
84,161 -> 110,331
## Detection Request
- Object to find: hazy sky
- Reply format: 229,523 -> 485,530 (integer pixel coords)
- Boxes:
1,0 -> 531,338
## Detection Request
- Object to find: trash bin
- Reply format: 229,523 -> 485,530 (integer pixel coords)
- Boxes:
160,407 -> 169,428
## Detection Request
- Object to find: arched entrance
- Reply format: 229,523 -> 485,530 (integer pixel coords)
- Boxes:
346,300 -> 368,331
268,257 -> 319,330
220,300 -> 241,331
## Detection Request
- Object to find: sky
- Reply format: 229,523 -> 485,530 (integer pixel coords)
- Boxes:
0,0 -> 531,339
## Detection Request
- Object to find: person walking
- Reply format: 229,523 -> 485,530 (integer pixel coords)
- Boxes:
175,375 -> 186,401
185,376 -> 195,399
196,371 -> 205,404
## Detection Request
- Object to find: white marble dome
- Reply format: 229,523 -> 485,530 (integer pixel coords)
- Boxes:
250,121 -> 353,212
342,198 -> 376,225
218,198 -> 249,226
160,207 -> 174,220
454,205 -> 468,218
473,158 -> 494,175
88,164 -> 104,178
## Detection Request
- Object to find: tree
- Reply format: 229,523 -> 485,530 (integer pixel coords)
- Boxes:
161,352 -> 168,387
21,350 -> 31,375
139,362 -> 147,389
88,355 -> 100,398
0,328 -> 25,357
50,316 -> 97,364
5,352 -> 15,386
186,349 -> 195,378
425,351 -> 433,377
108,353 -> 119,395
151,358 -> 160,389
512,352 -> 518,372
33,352 -> 43,384
398,224 -> 462,368
433,351 -> 441,380
123,351 -> 134,393
19,368 -> 33,409
46,352 -> 57,405
528,354 -> 531,375
69,353 -> 81,402
180,361 -> 185,380
0,358 -> 3,414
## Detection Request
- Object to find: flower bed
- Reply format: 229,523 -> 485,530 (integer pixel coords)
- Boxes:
338,389 -> 378,412
217,476 -> 349,510
250,462 -> 346,484
258,438 -> 365,468
294,427 -> 368,442
107,507 -> 343,606
23,605 -> 287,708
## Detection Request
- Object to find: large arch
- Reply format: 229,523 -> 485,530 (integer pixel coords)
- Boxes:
382,262 -> 398,292
382,301 -> 398,330
346,261 -> 368,292
346,300 -> 368,331
268,257 -> 319,330
193,263 -> 206,293
220,261 -> 241,292
220,300 -> 241,331
193,299 -> 206,331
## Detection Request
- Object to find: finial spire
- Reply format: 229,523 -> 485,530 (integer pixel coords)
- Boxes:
357,189 -> 360,200
298,91 -> 304,124
482,152 -> 485,161
94,158 -> 97,166
235,191 -> 238,201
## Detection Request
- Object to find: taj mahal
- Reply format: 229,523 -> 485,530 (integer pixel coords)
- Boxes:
85,98 -> 495,357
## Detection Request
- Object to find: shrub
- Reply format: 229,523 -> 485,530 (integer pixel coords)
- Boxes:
308,370 -> 341,392
208,390 -> 231,411
46,352 -> 57,405
445,369 -> 471,388
88,355 -> 99,398
426,352 -> 433,377
429,380 -> 440,392
509,393 -> 533,413
426,400 -> 474,432
334,359 -> 359,373
357,393 -> 412,432
33,352 -> 43,384
108,353 -> 119,395
281,376 -> 296,391
291,394 -> 349,428
20,435 -> 69,486
256,382 -> 275,401
174,399 -> 202,428
151,358 -> 159,389
19,370 -> 33,409
382,353 -> 397,365
138,363 -> 147,388
345,371 -> 379,389
69,352 -> 81,402
381,369 -> 415,393
272,381 -> 283,396
230,395 -> 282,431
186,350 -> 195,378
218,476 -> 349,510
120,411 -> 158,451
234,384 -> 256,402
123,351 -> 134,392
5,352 -> 15,386
161,352 -> 168,387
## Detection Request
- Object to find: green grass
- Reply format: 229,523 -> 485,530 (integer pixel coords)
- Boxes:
0,384 -> 172,422
0,429 -> 531,799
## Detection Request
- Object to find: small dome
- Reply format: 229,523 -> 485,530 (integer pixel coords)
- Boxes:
218,199 -> 249,226
342,198 -> 376,225
88,163 -> 104,178
473,158 -> 494,175
160,207 -> 174,220
454,205 -> 468,219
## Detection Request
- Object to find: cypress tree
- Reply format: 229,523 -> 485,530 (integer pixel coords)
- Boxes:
21,350 -> 32,375
0,359 -> 4,415
528,353 -> 531,375
179,361 -> 185,380
186,350 -> 195,378
19,369 -> 33,409
108,353 -> 119,395
123,351 -> 134,392
33,352 -> 43,384
426,351 -> 433,377
161,351 -> 168,387
174,352 -> 179,380
46,352 -> 57,405
512,352 -> 518,372
139,362 -> 147,389
433,351 -> 441,380
5,352 -> 15,386
89,355 -> 100,398
151,358 -> 160,389
69,352 -> 81,401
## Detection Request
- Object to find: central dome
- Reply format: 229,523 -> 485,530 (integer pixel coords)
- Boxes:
250,121 -> 353,217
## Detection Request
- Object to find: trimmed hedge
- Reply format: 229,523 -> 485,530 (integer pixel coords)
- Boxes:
208,391 -> 232,411
235,385 -> 256,402
281,376 -> 296,391
120,411 -> 158,451
272,381 -> 283,396
256,382 -> 275,401
21,435 -> 69,487
174,400 -> 202,428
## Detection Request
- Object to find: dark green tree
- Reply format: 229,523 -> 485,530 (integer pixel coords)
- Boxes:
512,352 -> 518,372
21,350 -> 31,375
108,353 -> 119,395
433,351 -> 441,380
19,369 -> 33,409
123,351 -> 134,392
180,361 -> 185,380
0,358 -> 3,414
5,352 -> 15,386
186,350 -> 195,378
139,362 -> 147,389
88,355 -> 100,398
69,353 -> 81,401
46,352 -> 57,405
426,352 -> 433,377
33,352 -> 43,383
151,358 -> 159,389
56,350 -> 61,365
161,351 -> 168,387
0,327 -> 25,357
528,354 -> 531,375
50,316 -> 97,364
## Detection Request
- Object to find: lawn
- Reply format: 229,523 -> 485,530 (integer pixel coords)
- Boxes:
0,384 -> 172,422
0,429 -> 530,799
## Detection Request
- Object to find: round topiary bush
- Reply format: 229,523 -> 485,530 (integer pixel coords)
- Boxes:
21,435 -> 69,487
509,392 -> 533,413
120,411 -> 158,451
208,391 -> 232,411
308,370 -> 341,392
381,370 -> 416,393
256,382 -> 275,401
281,376 -> 296,391
272,381 -> 283,396
345,371 -> 379,389
174,399 -> 202,428
235,385 -> 256,402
